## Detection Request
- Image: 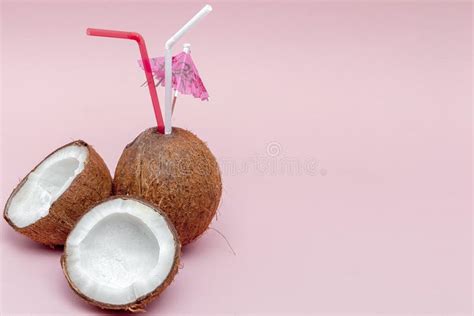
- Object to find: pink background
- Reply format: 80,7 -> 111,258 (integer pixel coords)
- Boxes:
1,1 -> 472,315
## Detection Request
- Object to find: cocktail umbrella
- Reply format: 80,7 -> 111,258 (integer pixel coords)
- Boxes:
138,46 -> 209,103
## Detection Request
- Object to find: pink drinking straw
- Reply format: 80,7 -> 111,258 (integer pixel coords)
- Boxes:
86,28 -> 164,134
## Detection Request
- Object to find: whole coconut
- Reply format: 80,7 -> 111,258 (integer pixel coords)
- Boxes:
113,127 -> 222,245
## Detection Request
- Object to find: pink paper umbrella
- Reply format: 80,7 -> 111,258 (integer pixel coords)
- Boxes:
138,50 -> 209,102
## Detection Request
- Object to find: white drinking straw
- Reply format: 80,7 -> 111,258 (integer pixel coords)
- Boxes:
164,4 -> 212,134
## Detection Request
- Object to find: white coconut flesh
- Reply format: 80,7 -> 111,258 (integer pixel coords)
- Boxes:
64,198 -> 177,306
6,144 -> 88,228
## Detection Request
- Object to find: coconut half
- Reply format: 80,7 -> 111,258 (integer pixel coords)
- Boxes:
4,140 -> 112,245
61,196 -> 180,312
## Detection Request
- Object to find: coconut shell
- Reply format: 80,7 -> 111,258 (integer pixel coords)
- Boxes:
3,140 -> 112,246
61,196 -> 181,312
113,127 -> 222,245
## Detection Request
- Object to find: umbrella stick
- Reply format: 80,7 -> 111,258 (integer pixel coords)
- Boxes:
172,43 -> 191,115
172,95 -> 177,114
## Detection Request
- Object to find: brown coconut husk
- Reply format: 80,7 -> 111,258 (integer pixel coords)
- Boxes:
113,127 -> 222,245
3,140 -> 112,246
61,195 -> 181,312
